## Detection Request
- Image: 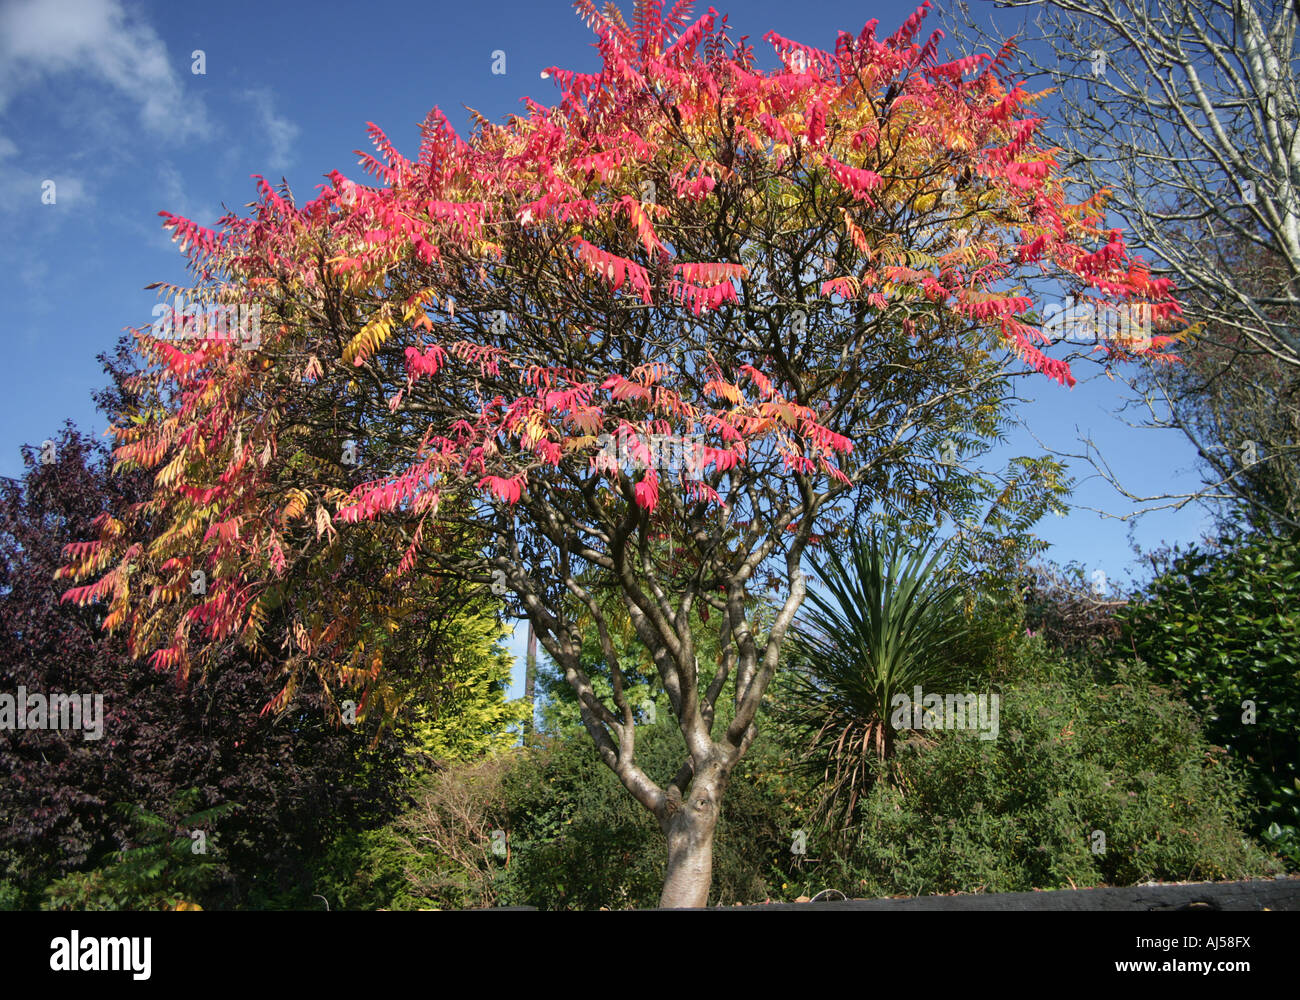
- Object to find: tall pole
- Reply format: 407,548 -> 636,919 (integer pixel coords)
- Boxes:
524,618 -> 537,736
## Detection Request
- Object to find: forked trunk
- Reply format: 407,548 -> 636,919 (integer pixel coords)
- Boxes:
658,763 -> 726,908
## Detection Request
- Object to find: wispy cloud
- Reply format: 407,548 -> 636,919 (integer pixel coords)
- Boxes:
238,88 -> 300,173
0,0 -> 208,137
0,130 -> 88,213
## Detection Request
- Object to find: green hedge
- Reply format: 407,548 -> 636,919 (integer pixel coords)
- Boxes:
1115,530 -> 1300,865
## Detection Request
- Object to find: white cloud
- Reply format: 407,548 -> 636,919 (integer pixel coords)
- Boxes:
0,126 -> 88,213
0,161 -> 88,213
238,88 -> 299,173
0,0 -> 208,137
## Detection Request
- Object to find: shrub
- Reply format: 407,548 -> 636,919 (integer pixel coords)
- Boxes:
330,704 -> 802,910
493,715 -> 792,909
1115,530 -> 1300,865
1018,561 -> 1125,658
0,423 -> 418,908
41,792 -> 239,911
311,641 -> 1277,907
782,652 -> 1278,899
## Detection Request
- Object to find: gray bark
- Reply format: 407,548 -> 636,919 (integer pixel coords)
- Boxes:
657,758 -> 728,908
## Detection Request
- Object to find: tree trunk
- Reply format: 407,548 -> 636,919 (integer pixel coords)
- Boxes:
657,761 -> 726,908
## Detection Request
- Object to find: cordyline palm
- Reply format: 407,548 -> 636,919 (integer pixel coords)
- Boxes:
782,528 -> 968,832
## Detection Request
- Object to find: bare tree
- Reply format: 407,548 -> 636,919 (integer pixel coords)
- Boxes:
952,0 -> 1300,528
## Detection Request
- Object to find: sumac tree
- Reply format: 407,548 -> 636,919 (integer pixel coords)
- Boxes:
62,2 -> 1179,906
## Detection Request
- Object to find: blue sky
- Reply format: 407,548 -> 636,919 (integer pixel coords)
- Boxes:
0,0 -> 1216,696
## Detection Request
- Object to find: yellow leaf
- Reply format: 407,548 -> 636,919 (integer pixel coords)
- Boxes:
281,488 -> 308,523
343,307 -> 393,365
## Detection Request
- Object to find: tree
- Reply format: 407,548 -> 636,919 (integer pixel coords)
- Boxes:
61,1 -> 1177,906
0,422 -> 400,904
1,348 -> 522,908
1139,232 -> 1300,531
957,0 -> 1300,528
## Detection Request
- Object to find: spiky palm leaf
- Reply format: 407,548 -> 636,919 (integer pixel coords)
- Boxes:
781,527 -> 969,834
